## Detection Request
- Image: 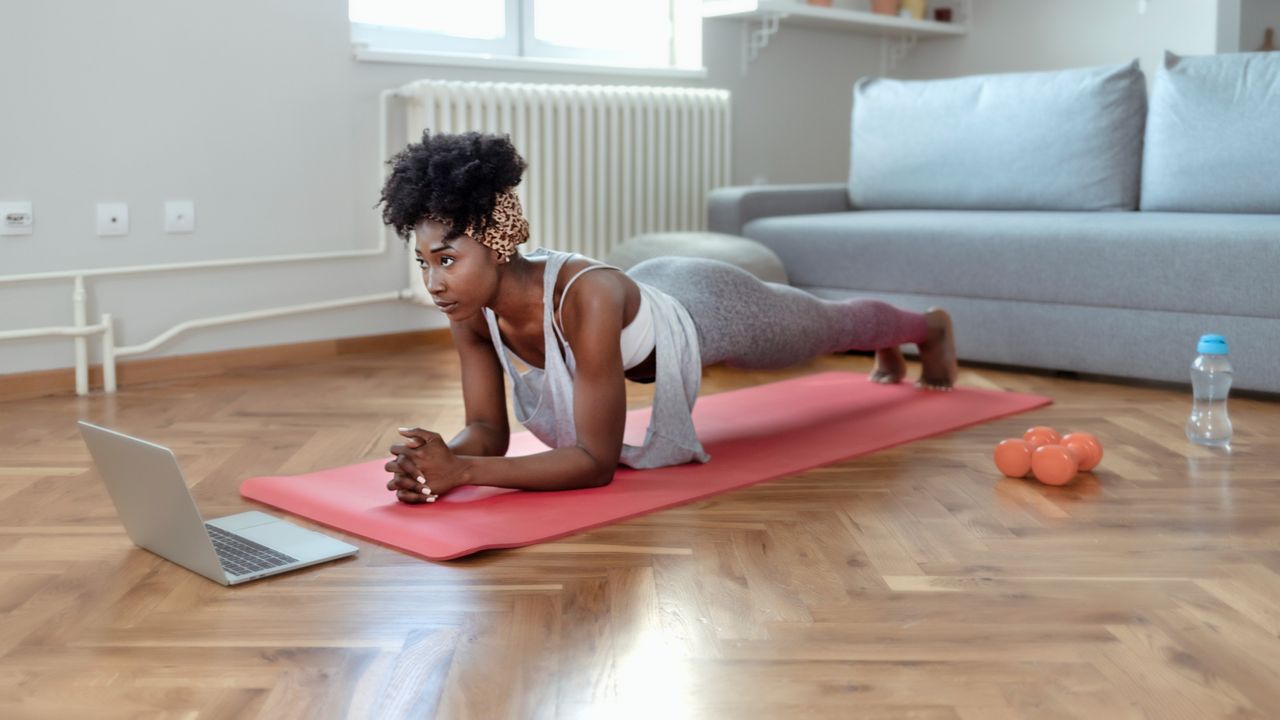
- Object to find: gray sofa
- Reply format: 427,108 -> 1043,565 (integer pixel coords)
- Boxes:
708,53 -> 1280,393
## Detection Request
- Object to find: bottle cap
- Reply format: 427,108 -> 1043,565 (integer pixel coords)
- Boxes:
1197,334 -> 1229,355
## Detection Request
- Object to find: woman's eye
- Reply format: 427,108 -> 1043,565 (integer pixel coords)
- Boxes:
440,256 -> 455,267
414,257 -> 426,268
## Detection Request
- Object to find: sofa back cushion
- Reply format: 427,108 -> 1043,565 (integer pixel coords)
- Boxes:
849,61 -> 1147,211
1141,51 -> 1280,213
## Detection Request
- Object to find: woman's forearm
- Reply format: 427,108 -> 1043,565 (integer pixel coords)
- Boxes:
457,446 -> 614,492
446,422 -> 508,457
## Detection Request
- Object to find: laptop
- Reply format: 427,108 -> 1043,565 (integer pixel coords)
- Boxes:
78,421 -> 358,585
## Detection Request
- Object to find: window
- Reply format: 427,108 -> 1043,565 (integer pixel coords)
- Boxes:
349,0 -> 703,73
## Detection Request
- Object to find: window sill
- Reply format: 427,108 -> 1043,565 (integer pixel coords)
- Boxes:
352,44 -> 709,80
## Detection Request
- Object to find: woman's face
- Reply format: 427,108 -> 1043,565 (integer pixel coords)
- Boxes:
413,219 -> 502,322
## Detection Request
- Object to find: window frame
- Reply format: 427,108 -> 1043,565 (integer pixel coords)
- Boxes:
349,0 -> 706,78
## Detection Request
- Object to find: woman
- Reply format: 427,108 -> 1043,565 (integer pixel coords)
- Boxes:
380,131 -> 957,503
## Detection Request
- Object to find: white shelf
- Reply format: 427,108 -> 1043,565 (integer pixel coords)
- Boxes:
703,0 -> 967,39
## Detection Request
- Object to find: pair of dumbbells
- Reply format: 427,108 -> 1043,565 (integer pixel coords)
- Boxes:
994,426 -> 1102,486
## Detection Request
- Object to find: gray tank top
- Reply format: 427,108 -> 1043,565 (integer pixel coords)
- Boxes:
482,249 -> 710,469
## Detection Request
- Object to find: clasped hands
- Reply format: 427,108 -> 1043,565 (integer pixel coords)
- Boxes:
385,427 -> 467,504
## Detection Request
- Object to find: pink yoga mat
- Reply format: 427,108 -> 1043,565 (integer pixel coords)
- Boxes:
241,372 -> 1050,560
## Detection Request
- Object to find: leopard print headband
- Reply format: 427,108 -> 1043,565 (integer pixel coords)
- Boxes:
425,189 -> 529,260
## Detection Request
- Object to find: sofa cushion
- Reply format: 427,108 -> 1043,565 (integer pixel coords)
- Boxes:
1141,51 -> 1280,213
849,62 -> 1147,212
743,210 -> 1280,319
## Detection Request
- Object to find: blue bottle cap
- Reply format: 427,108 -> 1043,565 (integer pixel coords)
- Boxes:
1197,334 -> 1228,355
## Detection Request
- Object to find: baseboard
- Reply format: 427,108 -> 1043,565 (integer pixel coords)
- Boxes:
0,328 -> 453,402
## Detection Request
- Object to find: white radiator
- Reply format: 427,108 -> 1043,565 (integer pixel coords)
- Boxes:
394,79 -> 732,267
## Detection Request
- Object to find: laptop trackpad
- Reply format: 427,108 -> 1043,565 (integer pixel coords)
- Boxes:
211,510 -> 282,532
239,520 -> 355,560
210,511 -> 355,559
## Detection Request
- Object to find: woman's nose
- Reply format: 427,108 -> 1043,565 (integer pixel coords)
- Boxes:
426,269 -> 445,295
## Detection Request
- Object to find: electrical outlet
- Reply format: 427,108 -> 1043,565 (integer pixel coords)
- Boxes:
1,202 -> 33,236
164,200 -> 195,233
97,202 -> 129,236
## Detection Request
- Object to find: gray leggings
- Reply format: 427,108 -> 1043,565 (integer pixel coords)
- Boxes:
627,257 -> 929,370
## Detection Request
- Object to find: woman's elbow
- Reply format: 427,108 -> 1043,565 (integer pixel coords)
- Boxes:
578,448 -> 616,488
476,423 -> 509,456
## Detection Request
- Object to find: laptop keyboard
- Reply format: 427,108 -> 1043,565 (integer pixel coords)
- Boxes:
206,524 -> 298,577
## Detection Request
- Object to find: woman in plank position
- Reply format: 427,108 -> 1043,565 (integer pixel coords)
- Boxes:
380,131 -> 957,503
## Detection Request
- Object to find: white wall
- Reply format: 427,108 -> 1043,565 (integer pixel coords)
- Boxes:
903,0 -> 1220,80
0,0 -> 1230,377
1240,0 -> 1280,51
1218,0 -> 1244,52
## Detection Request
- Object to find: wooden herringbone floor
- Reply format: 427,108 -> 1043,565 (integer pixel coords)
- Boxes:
2,343 -> 1278,719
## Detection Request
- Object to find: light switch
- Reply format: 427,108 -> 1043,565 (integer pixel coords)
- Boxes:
1,202 -> 33,236
97,203 -> 129,236
164,200 -> 195,233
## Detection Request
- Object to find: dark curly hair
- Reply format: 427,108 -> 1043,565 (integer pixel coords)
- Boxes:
378,130 -> 527,242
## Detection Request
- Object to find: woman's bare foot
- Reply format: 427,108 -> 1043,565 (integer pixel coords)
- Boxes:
870,346 -> 908,384
916,307 -> 958,391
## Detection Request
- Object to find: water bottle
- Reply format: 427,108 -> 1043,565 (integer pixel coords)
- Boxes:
1185,334 -> 1233,447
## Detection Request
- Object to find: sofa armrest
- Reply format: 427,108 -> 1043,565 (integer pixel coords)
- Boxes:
706,183 -> 851,236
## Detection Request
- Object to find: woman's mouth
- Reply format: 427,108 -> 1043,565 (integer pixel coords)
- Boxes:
435,300 -> 459,314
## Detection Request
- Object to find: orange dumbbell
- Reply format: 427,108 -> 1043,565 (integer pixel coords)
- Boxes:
1061,431 -> 1103,472
994,438 -> 1034,478
1022,425 -> 1061,449
1029,444 -> 1079,486
993,426 -> 1062,478
993,426 -> 1104,486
